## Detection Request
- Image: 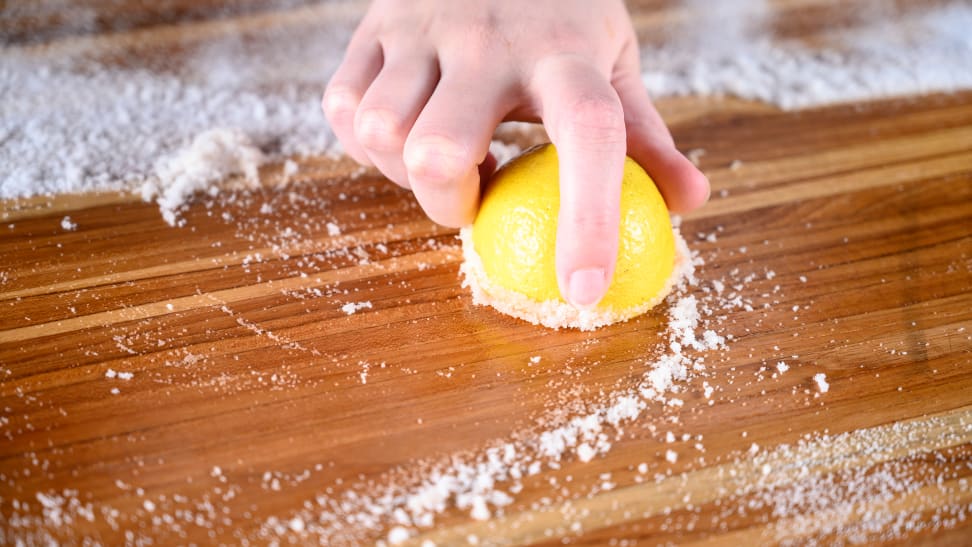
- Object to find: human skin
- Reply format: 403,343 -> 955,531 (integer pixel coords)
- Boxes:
323,0 -> 709,309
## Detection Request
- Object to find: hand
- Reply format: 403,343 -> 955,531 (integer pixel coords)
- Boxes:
323,0 -> 709,309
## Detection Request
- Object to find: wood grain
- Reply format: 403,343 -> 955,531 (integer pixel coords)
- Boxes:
2,2 -> 972,546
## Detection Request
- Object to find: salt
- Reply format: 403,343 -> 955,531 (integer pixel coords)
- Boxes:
341,301 -> 373,315
576,443 -> 596,463
387,526 -> 410,545
814,373 -> 830,393
468,498 -> 490,521
141,128 -> 266,226
3,2 -> 970,216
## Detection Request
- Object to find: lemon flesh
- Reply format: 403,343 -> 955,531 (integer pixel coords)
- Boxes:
465,143 -> 683,329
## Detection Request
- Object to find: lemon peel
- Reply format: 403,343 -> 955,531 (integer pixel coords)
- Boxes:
460,226 -> 691,330
460,143 -> 694,330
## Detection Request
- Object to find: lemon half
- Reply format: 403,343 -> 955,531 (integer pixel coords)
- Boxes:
460,143 -> 690,330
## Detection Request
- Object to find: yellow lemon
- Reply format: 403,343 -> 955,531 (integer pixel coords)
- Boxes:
460,143 -> 686,330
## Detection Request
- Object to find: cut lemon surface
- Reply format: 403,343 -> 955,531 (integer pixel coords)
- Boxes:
460,143 -> 690,330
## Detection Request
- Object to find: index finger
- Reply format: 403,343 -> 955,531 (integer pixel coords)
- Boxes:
533,56 -> 626,310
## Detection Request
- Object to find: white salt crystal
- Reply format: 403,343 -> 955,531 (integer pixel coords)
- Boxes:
387,526 -> 410,545
576,443 -> 596,463
144,128 -> 266,226
288,517 -> 305,533
341,301 -> 373,315
283,159 -> 299,177
469,497 -> 490,521
776,361 -> 790,374
665,450 -> 678,463
60,216 -> 77,231
814,373 -> 830,393
326,222 -> 342,237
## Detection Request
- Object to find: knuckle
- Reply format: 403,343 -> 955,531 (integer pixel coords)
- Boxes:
322,84 -> 358,120
459,18 -> 501,53
404,135 -> 469,185
444,22 -> 504,70
539,24 -> 586,56
354,108 -> 407,152
566,210 -> 618,233
563,95 -> 625,144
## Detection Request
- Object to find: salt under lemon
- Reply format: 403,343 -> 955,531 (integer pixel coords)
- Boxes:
460,143 -> 687,330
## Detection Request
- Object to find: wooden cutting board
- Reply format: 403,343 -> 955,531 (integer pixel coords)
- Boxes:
2,1 -> 971,545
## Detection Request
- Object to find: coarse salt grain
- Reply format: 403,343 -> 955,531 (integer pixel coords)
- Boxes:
341,301 -> 373,315
813,373 -> 830,393
387,526 -> 410,545
576,443 -> 596,463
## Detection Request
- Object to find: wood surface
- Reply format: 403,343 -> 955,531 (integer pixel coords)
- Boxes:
2,1 -> 971,545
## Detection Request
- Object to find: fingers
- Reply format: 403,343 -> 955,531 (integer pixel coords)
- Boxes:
354,46 -> 439,188
534,56 -> 627,309
612,70 -> 710,213
322,36 -> 383,167
403,73 -> 509,228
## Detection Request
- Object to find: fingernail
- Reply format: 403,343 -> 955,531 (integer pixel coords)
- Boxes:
567,268 -> 607,310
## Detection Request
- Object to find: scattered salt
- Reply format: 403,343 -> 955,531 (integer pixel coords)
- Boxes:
813,373 -> 830,393
141,128 -> 266,226
341,301 -> 373,315
387,526 -> 410,545
468,498 -> 490,521
576,443 -> 596,463
644,2 -> 972,109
